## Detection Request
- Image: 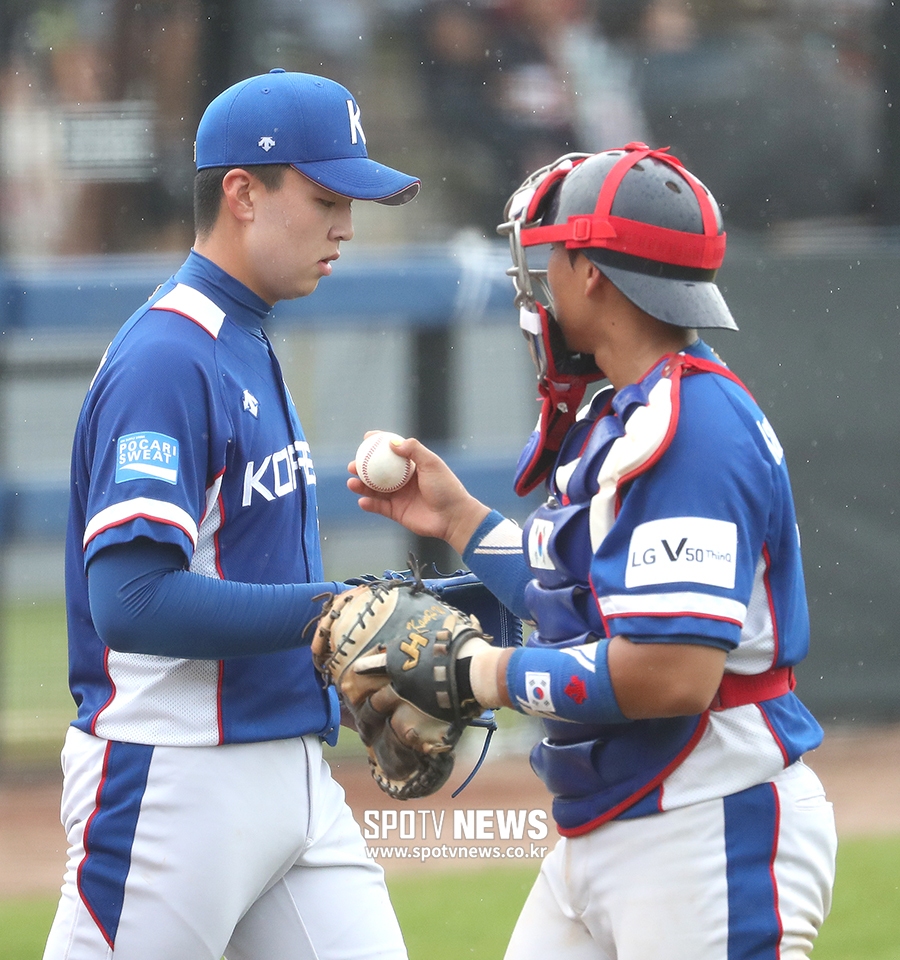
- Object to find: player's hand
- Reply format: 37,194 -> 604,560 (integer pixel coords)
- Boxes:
348,434 -> 490,554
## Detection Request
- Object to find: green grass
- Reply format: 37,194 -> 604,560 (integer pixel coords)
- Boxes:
3,837 -> 897,960
390,865 -> 538,959
812,835 -> 900,960
0,897 -> 57,960
1,600 -> 72,765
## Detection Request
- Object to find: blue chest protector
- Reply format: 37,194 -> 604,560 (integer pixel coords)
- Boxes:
515,343 -> 822,833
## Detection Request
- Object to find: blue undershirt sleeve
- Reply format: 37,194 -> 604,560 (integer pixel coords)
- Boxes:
88,538 -> 345,659
461,510 -> 533,621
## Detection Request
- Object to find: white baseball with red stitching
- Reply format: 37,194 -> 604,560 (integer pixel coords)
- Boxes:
355,432 -> 416,493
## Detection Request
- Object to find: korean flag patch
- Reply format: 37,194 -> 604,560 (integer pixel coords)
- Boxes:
524,671 -> 555,713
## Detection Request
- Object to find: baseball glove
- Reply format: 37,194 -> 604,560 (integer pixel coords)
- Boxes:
312,578 -> 492,800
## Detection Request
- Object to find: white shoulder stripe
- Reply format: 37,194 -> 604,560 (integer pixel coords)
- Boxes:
599,590 -> 747,625
472,517 -> 523,555
84,498 -> 199,550
150,283 -> 225,339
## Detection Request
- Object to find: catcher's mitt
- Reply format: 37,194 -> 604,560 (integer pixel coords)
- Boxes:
312,578 -> 491,800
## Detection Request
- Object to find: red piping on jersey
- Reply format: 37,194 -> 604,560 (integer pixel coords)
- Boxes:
558,666 -> 793,832
754,698 -> 792,767
769,781 -> 785,956
212,469 -> 227,580
591,358 -> 746,637
557,710 -> 711,837
200,468 -> 228,742
589,353 -> 777,646
604,607 -> 744,629
573,353 -> 796,829
761,543 -> 781,666
77,741 -> 116,949
91,646 -> 118,736
216,661 -> 225,744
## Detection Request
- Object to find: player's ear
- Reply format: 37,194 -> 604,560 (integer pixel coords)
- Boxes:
582,258 -> 609,298
221,168 -> 256,223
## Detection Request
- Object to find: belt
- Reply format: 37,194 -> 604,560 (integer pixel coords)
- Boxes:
710,666 -> 795,711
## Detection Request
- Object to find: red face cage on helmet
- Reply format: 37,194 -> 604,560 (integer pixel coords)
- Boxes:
519,143 -> 726,270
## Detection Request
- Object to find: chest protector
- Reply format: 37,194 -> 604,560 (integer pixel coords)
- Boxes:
516,351 -> 794,833
521,351 -> 740,626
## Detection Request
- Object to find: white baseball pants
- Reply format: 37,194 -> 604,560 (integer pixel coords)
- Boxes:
43,727 -> 407,960
504,761 -> 836,960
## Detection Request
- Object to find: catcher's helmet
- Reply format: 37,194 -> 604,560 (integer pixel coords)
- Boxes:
503,143 -> 737,332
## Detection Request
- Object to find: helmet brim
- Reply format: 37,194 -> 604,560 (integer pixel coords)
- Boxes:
584,253 -> 738,331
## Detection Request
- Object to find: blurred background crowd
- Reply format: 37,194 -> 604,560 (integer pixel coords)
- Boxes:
0,0 -> 896,257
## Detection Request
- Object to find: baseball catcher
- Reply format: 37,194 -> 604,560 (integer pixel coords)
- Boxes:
312,574 -> 510,800
346,142 -> 837,958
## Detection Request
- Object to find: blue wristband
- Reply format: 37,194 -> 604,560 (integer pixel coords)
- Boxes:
506,639 -> 628,724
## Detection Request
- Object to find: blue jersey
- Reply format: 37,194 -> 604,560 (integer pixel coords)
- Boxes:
471,341 -> 823,834
65,251 -> 339,746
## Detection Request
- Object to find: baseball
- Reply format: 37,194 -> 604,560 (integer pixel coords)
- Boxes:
355,432 -> 416,494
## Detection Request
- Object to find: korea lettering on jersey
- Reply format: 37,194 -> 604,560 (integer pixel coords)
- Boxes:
520,342 -> 823,834
65,253 -> 338,747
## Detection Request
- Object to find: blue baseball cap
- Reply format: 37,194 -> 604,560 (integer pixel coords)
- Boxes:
195,69 -> 420,205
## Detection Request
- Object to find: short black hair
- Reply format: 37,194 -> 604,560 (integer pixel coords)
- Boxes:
193,164 -> 290,238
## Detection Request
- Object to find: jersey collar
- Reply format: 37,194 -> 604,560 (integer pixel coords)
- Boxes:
178,250 -> 272,334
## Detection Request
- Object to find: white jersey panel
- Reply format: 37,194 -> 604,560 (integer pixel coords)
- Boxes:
724,554 -> 778,674
192,474 -> 225,578
471,517 -> 525,556
659,706 -> 788,809
93,652 -> 221,745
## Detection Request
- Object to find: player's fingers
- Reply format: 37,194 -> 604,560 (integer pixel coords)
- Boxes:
348,477 -> 398,511
391,435 -> 437,467
352,495 -> 406,531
